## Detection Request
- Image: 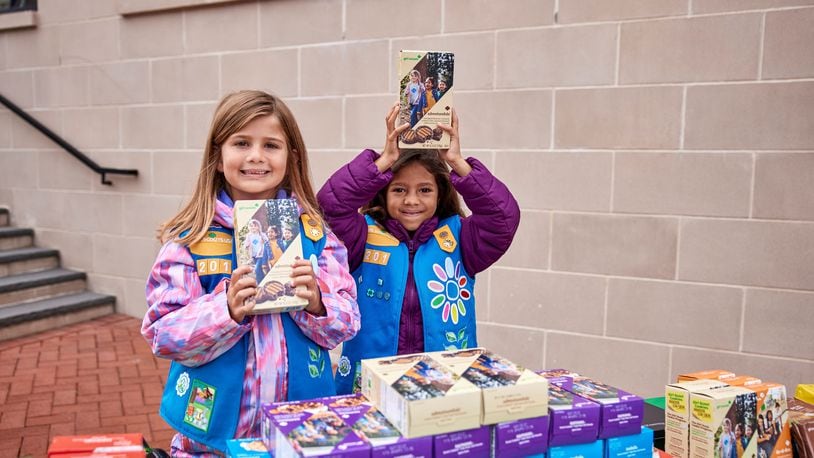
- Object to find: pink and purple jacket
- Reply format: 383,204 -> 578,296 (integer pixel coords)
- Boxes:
142,193 -> 360,456
317,149 -> 520,354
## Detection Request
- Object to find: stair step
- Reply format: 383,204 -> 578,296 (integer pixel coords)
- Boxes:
0,247 -> 60,276
0,208 -> 8,227
0,291 -> 116,341
0,268 -> 87,307
0,227 -> 35,250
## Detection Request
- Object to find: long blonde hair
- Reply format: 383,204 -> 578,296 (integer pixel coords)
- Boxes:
158,90 -> 321,245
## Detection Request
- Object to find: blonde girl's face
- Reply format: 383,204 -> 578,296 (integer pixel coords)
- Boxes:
218,114 -> 288,201
386,161 -> 438,232
410,72 -> 419,83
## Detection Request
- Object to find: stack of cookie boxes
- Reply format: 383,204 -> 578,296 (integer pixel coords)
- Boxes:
261,348 -> 552,457
260,349 -> 654,457
538,369 -> 651,458
664,369 -> 792,458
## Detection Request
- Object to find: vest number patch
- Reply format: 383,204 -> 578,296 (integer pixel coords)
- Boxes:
363,249 -> 390,266
196,259 -> 232,276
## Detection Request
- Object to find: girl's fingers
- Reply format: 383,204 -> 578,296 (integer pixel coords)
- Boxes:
294,288 -> 315,300
436,108 -> 460,134
390,123 -> 410,140
385,102 -> 400,129
290,274 -> 316,289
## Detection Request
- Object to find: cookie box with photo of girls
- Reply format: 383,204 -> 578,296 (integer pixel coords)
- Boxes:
427,348 -> 549,425
688,385 -> 758,458
360,352 -> 481,438
546,382 -> 601,446
665,378 -> 731,458
397,50 -> 454,150
260,398 -> 369,457
748,382 -> 792,458
233,198 -> 309,315
324,393 -> 433,458
538,369 -> 644,439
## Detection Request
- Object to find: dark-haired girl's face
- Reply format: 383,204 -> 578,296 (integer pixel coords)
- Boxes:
386,162 -> 438,231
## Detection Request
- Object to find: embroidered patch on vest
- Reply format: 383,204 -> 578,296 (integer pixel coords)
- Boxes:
433,225 -> 457,253
189,231 -> 233,256
363,248 -> 391,266
183,380 -> 216,432
307,347 -> 326,378
300,214 -> 324,241
337,356 -> 351,377
366,224 -> 399,247
196,258 -> 232,276
176,372 -> 191,397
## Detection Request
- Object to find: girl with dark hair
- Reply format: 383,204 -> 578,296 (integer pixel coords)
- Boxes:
318,104 -> 520,394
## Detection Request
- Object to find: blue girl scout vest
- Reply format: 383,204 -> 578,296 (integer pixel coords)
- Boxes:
335,214 -> 477,394
159,217 -> 333,452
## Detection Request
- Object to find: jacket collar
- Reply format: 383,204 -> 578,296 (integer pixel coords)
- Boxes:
384,216 -> 439,247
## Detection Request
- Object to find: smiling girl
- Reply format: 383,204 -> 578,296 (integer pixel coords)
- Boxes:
143,90 -> 359,456
318,104 -> 520,394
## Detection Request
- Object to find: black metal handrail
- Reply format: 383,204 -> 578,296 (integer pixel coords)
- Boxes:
0,93 -> 138,185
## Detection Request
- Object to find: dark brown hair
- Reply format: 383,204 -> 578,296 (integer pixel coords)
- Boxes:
362,149 -> 464,226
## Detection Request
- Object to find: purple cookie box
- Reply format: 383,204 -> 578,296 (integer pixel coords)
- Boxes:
568,377 -> 643,438
537,369 -> 577,392
538,370 -> 643,439
261,398 -> 369,457
492,416 -> 549,458
324,394 -> 432,458
548,384 -> 601,446
434,425 -> 491,457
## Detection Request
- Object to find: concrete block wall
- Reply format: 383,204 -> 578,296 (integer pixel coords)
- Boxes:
0,0 -> 812,397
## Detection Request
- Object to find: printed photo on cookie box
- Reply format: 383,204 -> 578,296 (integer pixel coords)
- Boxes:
325,393 -> 432,458
398,50 -> 454,150
234,198 -> 309,315
428,348 -> 549,425
689,385 -> 757,458
547,382 -> 601,446
261,398 -> 369,457
360,352 -> 481,438
539,369 -> 644,439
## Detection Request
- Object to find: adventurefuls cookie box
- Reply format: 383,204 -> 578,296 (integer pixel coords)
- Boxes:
428,348 -> 549,425
398,50 -> 454,150
360,353 -> 481,438
233,198 -> 308,314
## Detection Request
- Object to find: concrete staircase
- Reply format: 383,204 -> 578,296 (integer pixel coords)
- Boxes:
0,207 -> 116,341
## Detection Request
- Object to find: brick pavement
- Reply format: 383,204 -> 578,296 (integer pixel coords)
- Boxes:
0,314 -> 175,458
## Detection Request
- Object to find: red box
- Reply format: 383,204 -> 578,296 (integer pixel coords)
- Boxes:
48,433 -> 144,457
